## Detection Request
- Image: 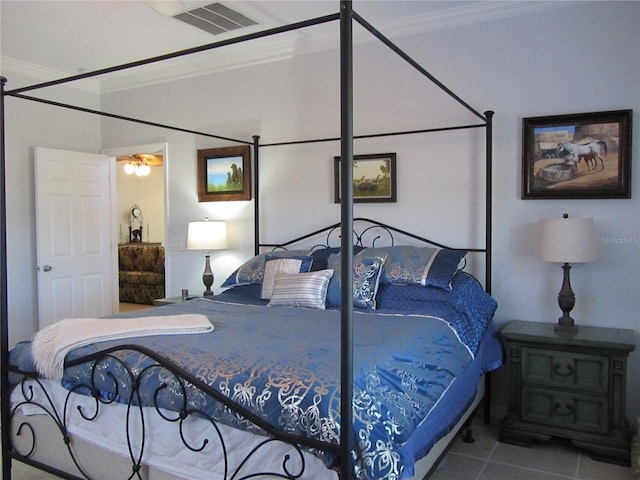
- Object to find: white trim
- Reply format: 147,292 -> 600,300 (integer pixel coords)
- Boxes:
2,2 -> 568,94
0,56 -> 100,94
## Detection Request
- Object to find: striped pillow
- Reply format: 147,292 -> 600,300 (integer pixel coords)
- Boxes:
268,270 -> 334,309
262,258 -> 306,299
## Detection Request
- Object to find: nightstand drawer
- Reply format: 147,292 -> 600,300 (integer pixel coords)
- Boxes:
521,347 -> 608,394
521,386 -> 608,434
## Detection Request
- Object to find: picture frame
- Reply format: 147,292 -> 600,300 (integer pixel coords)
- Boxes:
334,153 -> 397,203
197,145 -> 251,202
522,109 -> 632,199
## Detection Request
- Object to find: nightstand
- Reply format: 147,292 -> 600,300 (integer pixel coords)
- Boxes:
499,320 -> 635,465
152,295 -> 199,306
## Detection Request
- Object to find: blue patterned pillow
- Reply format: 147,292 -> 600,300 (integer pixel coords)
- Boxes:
221,251 -> 312,287
364,246 -> 466,291
268,269 -> 334,309
325,252 -> 387,310
309,246 -> 365,271
376,284 -> 452,310
376,273 -> 497,354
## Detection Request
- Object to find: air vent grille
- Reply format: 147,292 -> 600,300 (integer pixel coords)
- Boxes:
174,2 -> 257,36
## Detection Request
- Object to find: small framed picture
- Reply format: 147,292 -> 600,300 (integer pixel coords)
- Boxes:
197,145 -> 251,202
334,153 -> 397,203
522,110 -> 632,199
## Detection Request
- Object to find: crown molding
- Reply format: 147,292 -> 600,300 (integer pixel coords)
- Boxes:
100,38 -> 297,93
3,1 -> 567,95
0,56 -> 100,94
379,1 -> 567,37
102,0 -> 570,93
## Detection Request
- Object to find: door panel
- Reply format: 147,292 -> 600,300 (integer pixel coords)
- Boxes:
35,147 -> 114,329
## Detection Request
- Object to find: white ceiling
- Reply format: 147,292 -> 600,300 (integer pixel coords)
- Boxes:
1,1 -> 564,93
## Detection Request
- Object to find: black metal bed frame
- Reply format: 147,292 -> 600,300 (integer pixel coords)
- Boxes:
0,1 -> 494,479
8,344 -> 338,480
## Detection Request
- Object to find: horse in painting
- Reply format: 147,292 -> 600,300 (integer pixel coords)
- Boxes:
557,141 -> 607,171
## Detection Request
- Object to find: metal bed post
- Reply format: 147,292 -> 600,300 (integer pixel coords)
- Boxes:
1,76 -> 12,480
253,135 -> 260,256
484,111 -> 494,295
483,110 -> 494,425
339,1 -> 354,478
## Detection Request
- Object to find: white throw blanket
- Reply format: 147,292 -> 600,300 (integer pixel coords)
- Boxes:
31,314 -> 213,380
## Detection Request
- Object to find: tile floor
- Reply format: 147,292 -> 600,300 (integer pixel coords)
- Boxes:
4,415 -> 635,479
431,415 -> 634,480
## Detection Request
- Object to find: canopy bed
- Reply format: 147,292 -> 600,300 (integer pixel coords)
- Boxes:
0,2 -> 497,479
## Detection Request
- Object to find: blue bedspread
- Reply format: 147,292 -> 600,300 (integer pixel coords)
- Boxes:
10,274 -> 503,480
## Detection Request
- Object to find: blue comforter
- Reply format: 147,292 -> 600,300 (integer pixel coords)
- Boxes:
10,273 -> 503,480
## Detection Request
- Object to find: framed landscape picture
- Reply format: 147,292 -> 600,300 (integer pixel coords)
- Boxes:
334,153 -> 397,203
521,110 -> 632,199
197,145 -> 251,202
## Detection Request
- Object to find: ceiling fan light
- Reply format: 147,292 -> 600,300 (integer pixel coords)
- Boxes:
139,164 -> 152,176
124,162 -> 135,175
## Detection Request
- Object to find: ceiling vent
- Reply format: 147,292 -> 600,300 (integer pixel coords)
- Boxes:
174,2 -> 257,36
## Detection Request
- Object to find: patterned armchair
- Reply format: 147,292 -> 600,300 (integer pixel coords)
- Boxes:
118,245 -> 165,304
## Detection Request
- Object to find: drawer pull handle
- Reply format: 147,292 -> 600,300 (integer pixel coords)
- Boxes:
553,401 -> 575,416
553,362 -> 574,377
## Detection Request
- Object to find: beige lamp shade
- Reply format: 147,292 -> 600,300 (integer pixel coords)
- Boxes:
537,217 -> 597,263
186,220 -> 228,251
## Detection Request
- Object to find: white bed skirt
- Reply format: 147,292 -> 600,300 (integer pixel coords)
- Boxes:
10,377 -> 485,480
11,380 -> 337,480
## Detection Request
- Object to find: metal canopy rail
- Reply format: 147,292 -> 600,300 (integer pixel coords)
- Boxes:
0,1 -> 493,478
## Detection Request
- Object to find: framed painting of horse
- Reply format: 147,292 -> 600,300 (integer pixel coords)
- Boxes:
334,153 -> 397,203
197,145 -> 251,202
521,110 -> 632,199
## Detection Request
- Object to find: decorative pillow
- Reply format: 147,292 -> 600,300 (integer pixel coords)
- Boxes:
309,246 -> 365,271
376,284 -> 452,310
325,252 -> 387,310
221,251 -> 312,287
261,258 -> 311,299
216,284 -> 265,304
364,246 -> 466,291
268,270 -> 334,310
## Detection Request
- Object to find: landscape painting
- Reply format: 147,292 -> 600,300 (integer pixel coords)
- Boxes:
198,145 -> 251,202
334,153 -> 397,203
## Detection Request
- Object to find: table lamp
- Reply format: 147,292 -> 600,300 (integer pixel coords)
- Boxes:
187,219 -> 228,296
537,214 -> 597,333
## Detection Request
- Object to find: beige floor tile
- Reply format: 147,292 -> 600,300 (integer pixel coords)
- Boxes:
491,439 -> 580,477
449,421 -> 500,460
479,461 -> 574,479
430,452 -> 486,480
578,455 -> 635,480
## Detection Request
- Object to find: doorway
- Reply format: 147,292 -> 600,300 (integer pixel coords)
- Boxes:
102,142 -> 168,311
34,148 -> 115,329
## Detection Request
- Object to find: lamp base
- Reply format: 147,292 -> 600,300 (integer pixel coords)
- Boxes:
555,263 -> 578,334
554,322 -> 578,334
202,253 -> 214,297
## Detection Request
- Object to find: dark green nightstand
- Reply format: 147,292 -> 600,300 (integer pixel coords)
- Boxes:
499,320 -> 635,465
152,295 -> 199,306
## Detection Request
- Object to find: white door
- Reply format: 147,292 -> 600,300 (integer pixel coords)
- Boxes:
35,147 -> 115,329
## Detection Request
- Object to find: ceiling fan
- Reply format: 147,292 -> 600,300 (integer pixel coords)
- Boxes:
116,153 -> 163,177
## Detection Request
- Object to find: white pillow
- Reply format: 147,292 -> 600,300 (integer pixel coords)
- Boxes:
268,270 -> 334,309
261,258 -> 304,299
